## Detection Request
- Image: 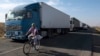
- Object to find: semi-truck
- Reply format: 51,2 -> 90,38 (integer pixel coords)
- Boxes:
71,17 -> 81,31
71,17 -> 87,31
71,17 -> 89,31
82,23 -> 88,30
5,2 -> 70,40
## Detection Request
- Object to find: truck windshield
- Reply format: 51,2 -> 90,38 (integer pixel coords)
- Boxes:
7,10 -> 26,20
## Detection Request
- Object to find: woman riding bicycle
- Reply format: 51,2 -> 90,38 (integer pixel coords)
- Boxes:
26,23 -> 38,46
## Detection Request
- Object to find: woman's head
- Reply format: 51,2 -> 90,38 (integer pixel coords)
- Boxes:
31,23 -> 35,28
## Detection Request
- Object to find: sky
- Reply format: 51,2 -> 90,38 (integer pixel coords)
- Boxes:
0,0 -> 100,26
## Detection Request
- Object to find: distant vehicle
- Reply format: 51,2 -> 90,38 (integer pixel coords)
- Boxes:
71,17 -> 81,31
5,2 -> 70,40
70,17 -> 89,31
82,23 -> 88,30
70,18 -> 74,31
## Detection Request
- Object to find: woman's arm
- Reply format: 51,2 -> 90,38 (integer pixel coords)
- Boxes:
26,27 -> 32,35
33,29 -> 37,36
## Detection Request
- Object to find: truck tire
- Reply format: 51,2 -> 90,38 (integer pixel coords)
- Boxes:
47,29 -> 52,38
12,39 -> 17,41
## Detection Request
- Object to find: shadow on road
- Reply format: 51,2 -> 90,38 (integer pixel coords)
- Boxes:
25,49 -> 73,56
10,28 -> 100,55
10,39 -> 26,43
92,34 -> 100,53
40,28 -> 100,54
41,32 -> 92,51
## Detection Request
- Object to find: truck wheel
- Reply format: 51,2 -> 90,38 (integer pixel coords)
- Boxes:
41,31 -> 47,38
12,39 -> 17,41
57,29 -> 61,34
60,29 -> 64,35
47,30 -> 52,38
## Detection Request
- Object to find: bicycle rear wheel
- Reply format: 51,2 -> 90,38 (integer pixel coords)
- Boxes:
23,41 -> 31,55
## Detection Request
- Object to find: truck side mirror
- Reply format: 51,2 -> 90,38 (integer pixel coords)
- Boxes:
5,14 -> 7,19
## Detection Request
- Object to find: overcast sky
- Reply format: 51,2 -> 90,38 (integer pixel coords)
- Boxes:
0,0 -> 100,26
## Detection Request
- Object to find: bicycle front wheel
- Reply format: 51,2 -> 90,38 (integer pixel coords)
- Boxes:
35,40 -> 40,50
23,41 -> 31,55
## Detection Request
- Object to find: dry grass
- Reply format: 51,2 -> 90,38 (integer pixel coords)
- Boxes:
93,27 -> 100,34
0,22 -> 5,37
95,27 -> 100,32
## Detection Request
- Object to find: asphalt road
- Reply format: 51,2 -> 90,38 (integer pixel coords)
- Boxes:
0,30 -> 99,56
92,33 -> 100,56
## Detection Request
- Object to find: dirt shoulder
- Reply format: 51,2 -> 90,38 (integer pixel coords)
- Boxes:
0,22 -> 5,37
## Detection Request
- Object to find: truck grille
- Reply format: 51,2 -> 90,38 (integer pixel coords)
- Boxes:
6,25 -> 21,31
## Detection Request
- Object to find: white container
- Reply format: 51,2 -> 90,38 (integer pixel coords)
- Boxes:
40,2 -> 70,29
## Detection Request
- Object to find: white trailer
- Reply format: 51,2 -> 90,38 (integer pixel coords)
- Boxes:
40,2 -> 70,29
37,2 -> 70,36
39,2 -> 70,37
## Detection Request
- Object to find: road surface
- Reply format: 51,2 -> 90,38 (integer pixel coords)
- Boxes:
0,30 -> 94,56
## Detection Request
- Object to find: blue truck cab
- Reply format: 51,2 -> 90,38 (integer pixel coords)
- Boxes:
5,3 -> 41,40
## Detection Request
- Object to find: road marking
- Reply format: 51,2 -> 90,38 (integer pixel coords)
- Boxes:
69,32 -> 100,36
70,32 -> 92,35
0,47 -> 22,55
69,32 -> 92,34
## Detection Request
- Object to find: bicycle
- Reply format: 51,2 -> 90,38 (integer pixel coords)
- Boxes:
23,36 -> 40,55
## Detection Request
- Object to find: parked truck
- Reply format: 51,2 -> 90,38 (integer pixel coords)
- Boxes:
71,17 -> 81,31
79,22 -> 84,29
82,23 -> 88,30
5,2 -> 70,40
